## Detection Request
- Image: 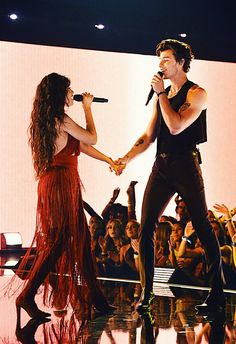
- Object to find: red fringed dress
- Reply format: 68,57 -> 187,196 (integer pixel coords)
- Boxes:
19,134 -> 106,312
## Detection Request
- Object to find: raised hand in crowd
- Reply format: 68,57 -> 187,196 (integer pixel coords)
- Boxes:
111,187 -> 121,202
213,203 -> 236,222
213,203 -> 233,220
184,221 -> 195,238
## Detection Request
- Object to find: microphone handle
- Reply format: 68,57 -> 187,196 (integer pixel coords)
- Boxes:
73,94 -> 108,103
145,89 -> 154,106
92,97 -> 108,103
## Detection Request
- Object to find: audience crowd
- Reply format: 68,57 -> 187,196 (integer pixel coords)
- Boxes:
84,181 -> 236,289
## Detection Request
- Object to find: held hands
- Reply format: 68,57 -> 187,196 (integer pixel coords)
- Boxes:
108,156 -> 128,176
108,158 -> 124,176
113,156 -> 129,175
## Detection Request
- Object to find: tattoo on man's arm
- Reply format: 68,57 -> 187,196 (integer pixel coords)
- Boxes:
135,139 -> 144,147
180,102 -> 191,112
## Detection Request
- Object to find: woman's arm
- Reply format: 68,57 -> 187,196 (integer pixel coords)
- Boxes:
80,142 -> 120,175
115,100 -> 158,172
63,93 -> 97,145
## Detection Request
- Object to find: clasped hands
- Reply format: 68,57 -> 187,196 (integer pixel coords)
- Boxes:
109,156 -> 128,176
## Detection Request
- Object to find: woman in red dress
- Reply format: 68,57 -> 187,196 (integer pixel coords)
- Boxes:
15,72 -> 118,319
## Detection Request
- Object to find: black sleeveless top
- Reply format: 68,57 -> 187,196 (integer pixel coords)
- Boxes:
156,80 -> 207,155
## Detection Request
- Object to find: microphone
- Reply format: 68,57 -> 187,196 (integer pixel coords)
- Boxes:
145,71 -> 164,106
73,94 -> 108,103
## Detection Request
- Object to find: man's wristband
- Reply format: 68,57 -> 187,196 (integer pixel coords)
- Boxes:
182,235 -> 192,244
157,91 -> 167,97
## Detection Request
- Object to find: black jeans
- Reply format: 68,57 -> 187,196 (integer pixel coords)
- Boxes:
139,150 -> 224,294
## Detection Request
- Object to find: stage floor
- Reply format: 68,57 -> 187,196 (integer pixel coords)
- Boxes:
0,270 -> 235,343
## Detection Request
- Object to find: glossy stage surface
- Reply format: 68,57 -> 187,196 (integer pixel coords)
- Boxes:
0,268 -> 236,343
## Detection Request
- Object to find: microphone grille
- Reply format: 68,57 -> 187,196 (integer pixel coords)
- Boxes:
73,94 -> 83,101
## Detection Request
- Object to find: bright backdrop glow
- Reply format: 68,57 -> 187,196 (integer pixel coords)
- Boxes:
0,41 -> 236,246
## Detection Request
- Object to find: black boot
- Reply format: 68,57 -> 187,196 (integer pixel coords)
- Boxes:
195,228 -> 225,315
140,311 -> 156,344
135,289 -> 155,314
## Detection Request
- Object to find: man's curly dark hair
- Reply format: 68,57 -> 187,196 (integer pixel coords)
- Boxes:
156,39 -> 194,73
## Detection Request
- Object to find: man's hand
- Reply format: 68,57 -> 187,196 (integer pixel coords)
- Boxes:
151,73 -> 165,95
114,156 -> 128,175
108,158 -> 124,176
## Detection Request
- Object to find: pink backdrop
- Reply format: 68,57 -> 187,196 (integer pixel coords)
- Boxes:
0,41 -> 236,246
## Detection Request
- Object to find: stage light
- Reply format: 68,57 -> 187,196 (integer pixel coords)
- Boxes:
0,232 -> 22,249
9,13 -> 18,20
95,24 -> 105,30
179,33 -> 187,38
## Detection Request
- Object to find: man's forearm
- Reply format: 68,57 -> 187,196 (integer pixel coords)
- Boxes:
123,134 -> 152,163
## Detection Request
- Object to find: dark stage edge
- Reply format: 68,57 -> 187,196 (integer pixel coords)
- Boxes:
0,271 -> 235,343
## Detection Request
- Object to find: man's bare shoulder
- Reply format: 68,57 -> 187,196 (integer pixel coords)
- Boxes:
189,84 -> 207,96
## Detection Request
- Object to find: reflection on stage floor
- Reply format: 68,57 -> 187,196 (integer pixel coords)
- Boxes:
0,265 -> 236,343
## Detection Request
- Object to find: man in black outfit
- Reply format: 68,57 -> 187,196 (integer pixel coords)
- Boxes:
117,39 -> 225,314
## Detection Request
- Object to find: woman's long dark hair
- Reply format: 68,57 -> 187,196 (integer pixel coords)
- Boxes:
29,73 -> 70,178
